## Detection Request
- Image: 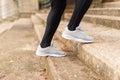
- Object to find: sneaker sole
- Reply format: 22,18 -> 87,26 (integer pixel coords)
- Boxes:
36,52 -> 66,57
62,33 -> 93,43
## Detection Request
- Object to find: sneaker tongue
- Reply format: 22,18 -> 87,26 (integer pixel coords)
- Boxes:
76,27 -> 83,31
50,44 -> 57,49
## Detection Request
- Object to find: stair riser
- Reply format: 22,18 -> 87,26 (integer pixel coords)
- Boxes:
64,13 -> 120,29
103,2 -> 120,8
113,0 -> 120,1
83,16 -> 120,29
87,9 -> 120,16
77,46 -> 117,80
104,0 -> 120,2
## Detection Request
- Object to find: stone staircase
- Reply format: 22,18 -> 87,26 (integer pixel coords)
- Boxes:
31,14 -> 120,80
64,0 -> 120,29
0,0 -> 119,80
83,0 -> 120,29
80,0 -> 120,29
31,0 -> 120,79
31,13 -> 102,80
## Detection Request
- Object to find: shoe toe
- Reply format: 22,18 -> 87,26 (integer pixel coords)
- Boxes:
85,36 -> 94,42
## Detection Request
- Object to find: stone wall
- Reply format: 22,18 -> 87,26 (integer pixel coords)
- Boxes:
18,0 -> 39,14
0,0 -> 2,19
0,0 -> 39,19
0,0 -> 18,19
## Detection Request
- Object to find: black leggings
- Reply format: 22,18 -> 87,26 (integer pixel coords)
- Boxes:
40,0 -> 93,48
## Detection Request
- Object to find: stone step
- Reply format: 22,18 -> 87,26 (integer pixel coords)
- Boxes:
83,14 -> 120,29
77,22 -> 120,80
65,5 -> 74,13
0,13 -> 19,23
87,8 -> 120,16
31,15 -> 44,25
36,13 -> 48,22
31,14 -> 46,40
102,2 -> 120,8
64,14 -> 120,29
20,13 -> 33,18
103,0 -> 120,2
45,55 -> 102,80
33,13 -> 120,80
31,14 -> 102,80
54,21 -> 120,80
0,21 -> 16,34
0,18 -> 47,80
14,18 -> 33,28
115,0 -> 120,1
65,8 -> 74,13
3,15 -> 19,22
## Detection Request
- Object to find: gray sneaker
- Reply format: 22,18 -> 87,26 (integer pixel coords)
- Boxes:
36,44 -> 66,57
62,27 -> 94,43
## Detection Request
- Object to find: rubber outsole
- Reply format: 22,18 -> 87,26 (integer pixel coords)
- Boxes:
62,33 -> 94,43
36,52 -> 66,57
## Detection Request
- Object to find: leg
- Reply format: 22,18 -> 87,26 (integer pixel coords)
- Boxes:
68,0 -> 93,30
40,0 -> 66,48
62,0 -> 94,43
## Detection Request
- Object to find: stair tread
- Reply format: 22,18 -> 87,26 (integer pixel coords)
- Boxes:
89,8 -> 120,10
80,22 -> 120,65
65,13 -> 120,20
0,21 -> 16,34
31,15 -> 43,25
46,56 -> 101,80
36,13 -> 48,22
87,8 -> 120,16
85,14 -> 120,20
83,14 -> 120,29
103,1 -> 120,8
104,1 -> 120,4
57,21 -> 120,80
14,18 -> 33,27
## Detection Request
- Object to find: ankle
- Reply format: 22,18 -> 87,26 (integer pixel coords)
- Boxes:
67,26 -> 76,31
40,44 -> 50,48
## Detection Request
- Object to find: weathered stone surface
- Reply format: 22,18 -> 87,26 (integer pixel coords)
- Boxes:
0,0 -> 18,19
33,12 -> 120,80
14,18 -> 33,28
102,1 -> 120,8
0,19 -> 48,80
32,14 -> 102,80
0,21 -> 16,34
64,13 -> 120,29
77,22 -> 120,80
46,56 -> 102,80
83,14 -> 120,29
87,8 -> 120,16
